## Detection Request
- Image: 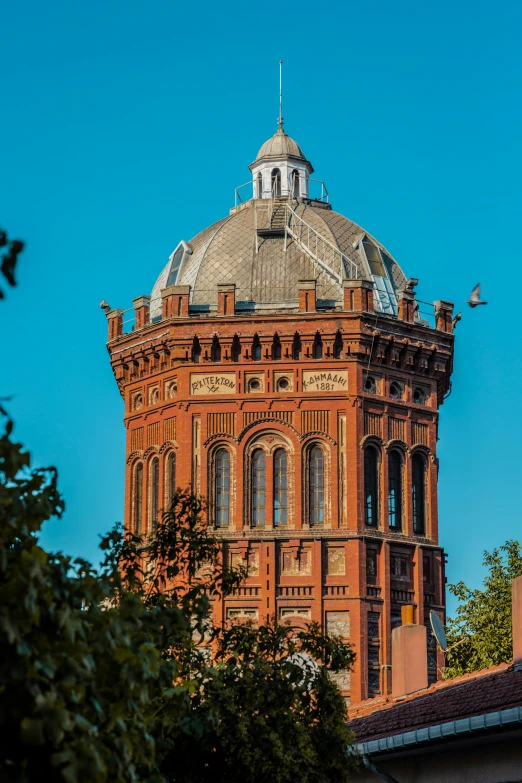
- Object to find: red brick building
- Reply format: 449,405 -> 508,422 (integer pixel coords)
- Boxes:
105,121 -> 455,704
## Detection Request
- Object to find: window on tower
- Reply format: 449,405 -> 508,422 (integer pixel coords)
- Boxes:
252,335 -> 262,361
256,172 -> 263,198
364,446 -> 379,527
165,451 -> 176,508
149,457 -> 160,533
273,448 -> 288,525
251,450 -> 266,527
412,453 -> 427,534
133,462 -> 143,535
313,332 -> 323,360
215,448 -> 231,527
388,450 -> 402,530
309,445 -> 325,525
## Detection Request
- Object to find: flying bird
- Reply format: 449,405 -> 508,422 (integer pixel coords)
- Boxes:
452,312 -> 462,329
466,284 -> 487,308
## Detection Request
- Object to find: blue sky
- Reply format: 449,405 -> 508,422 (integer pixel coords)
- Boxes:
1,0 -> 521,613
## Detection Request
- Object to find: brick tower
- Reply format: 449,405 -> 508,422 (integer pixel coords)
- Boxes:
105,121 -> 454,704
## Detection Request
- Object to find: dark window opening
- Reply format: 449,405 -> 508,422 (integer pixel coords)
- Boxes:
389,382 -> 402,400
211,336 -> 221,362
166,452 -> 176,508
366,548 -> 378,584
333,330 -> 343,359
271,168 -> 281,197
364,375 -> 376,394
256,172 -> 263,198
412,454 -> 426,534
192,336 -> 201,364
232,335 -> 241,362
388,450 -> 402,530
364,447 -> 379,527
292,333 -> 302,360
272,334 -> 282,360
292,169 -> 300,198
252,335 -> 262,362
150,457 -> 160,531
313,332 -> 323,360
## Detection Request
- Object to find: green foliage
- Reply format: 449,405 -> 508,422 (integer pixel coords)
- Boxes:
0,408 -> 356,783
0,228 -> 24,299
445,540 -> 522,678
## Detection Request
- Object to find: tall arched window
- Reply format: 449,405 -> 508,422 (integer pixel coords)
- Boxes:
364,447 -> 379,527
271,168 -> 281,196
252,335 -> 262,361
256,172 -> 263,198
215,449 -> 231,527
274,449 -> 288,526
165,451 -> 176,508
388,451 -> 402,530
150,457 -> 160,531
309,446 -> 325,525
251,450 -> 266,527
313,332 -> 323,360
292,169 -> 300,197
412,454 -> 426,534
133,463 -> 143,534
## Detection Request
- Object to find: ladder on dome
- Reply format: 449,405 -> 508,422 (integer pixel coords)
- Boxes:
283,202 -> 360,282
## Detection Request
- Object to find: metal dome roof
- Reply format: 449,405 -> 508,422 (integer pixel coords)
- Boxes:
254,128 -> 307,162
150,200 -> 406,319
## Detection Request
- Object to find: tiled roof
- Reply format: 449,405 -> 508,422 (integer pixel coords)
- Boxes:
349,664 -> 522,744
150,200 -> 406,312
254,128 -> 306,162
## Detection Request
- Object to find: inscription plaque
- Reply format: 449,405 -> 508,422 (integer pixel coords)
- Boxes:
190,373 -> 236,395
302,370 -> 348,392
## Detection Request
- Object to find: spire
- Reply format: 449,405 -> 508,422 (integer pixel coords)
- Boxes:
278,59 -> 284,133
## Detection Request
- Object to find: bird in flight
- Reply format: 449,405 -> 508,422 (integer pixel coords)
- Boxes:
466,284 -> 487,308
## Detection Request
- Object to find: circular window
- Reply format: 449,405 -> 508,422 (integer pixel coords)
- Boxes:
389,382 -> 401,400
413,388 -> 425,405
364,376 -> 376,394
249,378 -> 261,392
277,377 -> 290,391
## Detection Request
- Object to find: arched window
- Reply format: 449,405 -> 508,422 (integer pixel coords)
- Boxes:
292,169 -> 300,198
165,451 -> 176,508
150,457 -> 160,531
313,332 -> 323,360
232,334 -> 241,362
272,334 -> 281,360
388,451 -> 402,530
333,330 -> 343,359
292,332 -> 302,360
364,447 -> 379,527
215,449 -> 231,527
271,168 -> 281,196
211,336 -> 221,362
256,172 -> 263,198
412,454 -> 426,534
192,336 -> 201,364
252,335 -> 262,361
274,448 -> 288,526
133,463 -> 143,534
309,446 -> 325,525
251,450 -> 266,527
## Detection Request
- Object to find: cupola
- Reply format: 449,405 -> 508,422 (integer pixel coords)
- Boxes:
249,120 -> 313,200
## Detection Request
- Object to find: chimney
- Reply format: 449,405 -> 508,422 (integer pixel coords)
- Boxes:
343,278 -> 374,313
513,575 -> 522,670
391,605 -> 428,698
298,279 -> 317,313
217,283 -> 236,316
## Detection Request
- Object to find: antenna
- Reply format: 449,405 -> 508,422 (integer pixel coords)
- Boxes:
278,59 -> 284,131
429,610 -> 447,651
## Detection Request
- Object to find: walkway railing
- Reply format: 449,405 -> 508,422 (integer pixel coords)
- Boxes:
284,203 -> 360,282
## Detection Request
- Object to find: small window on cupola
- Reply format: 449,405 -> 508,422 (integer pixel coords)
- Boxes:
358,235 -> 398,317
166,241 -> 192,287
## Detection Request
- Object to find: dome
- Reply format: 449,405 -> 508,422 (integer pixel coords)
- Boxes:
254,128 -> 307,162
150,201 -> 406,319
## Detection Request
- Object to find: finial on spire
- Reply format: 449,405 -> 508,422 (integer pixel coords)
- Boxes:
278,59 -> 284,132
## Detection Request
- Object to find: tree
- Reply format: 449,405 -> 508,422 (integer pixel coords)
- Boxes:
0,409 -> 356,783
445,540 -> 522,678
0,228 -> 24,299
